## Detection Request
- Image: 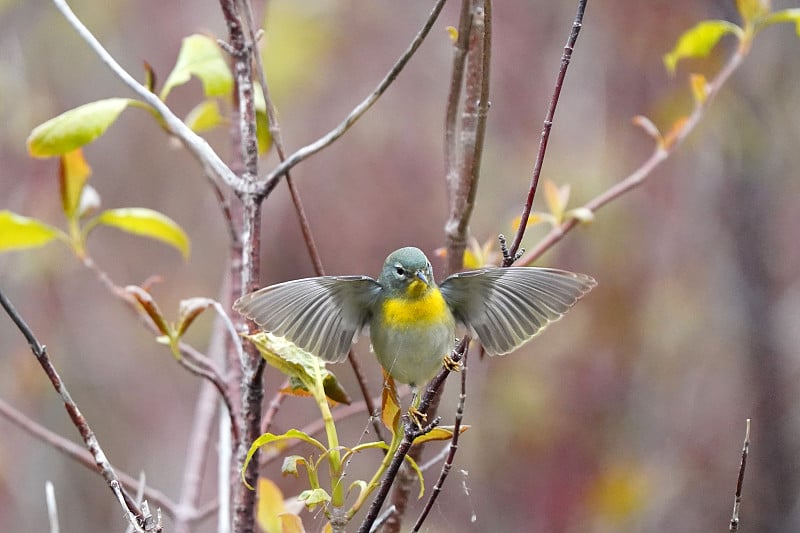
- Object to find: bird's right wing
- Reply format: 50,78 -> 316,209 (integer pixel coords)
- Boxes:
234,276 -> 382,362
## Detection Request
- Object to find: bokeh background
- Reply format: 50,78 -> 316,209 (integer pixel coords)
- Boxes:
2,0 -> 800,531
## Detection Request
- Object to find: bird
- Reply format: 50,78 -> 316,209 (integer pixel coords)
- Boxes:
234,246 -> 595,417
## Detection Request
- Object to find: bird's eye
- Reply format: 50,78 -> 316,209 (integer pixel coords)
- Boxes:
394,266 -> 405,277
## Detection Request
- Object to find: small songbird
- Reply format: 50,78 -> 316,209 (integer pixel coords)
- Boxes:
235,246 -> 595,414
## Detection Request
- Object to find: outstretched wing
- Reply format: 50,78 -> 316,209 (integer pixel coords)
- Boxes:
234,276 -> 382,362
439,267 -> 595,355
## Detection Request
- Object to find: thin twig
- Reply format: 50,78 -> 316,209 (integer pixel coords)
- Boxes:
730,418 -> 751,532
412,346 -> 470,531
45,481 -> 60,533
505,0 -> 587,265
516,38 -> 747,266
257,0 -> 449,198
0,289 -> 148,529
0,397 -> 179,517
50,0 -> 256,194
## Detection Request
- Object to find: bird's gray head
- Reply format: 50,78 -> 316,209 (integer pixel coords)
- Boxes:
378,247 -> 435,294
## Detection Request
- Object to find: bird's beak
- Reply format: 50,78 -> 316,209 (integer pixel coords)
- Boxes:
415,270 -> 429,286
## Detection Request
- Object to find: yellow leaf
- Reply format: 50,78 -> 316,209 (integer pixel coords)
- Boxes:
279,513 -> 306,533
161,34 -> 233,100
587,464 -> 649,524
446,26 -> 458,43
543,179 -> 570,221
689,73 -> 709,105
257,478 -> 287,533
663,20 -> 743,74
381,373 -> 401,435
0,211 -> 63,252
90,207 -> 190,259
59,149 -> 92,218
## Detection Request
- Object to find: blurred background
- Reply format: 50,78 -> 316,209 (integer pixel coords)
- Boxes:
2,0 -> 800,531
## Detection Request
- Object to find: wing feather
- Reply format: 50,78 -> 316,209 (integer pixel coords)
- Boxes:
439,267 -> 595,355
234,276 -> 382,362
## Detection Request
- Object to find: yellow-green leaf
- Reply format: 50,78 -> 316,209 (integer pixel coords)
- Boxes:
242,429 -> 327,489
543,179 -> 570,222
184,100 -> 225,133
59,149 -> 92,218
737,0 -> 771,25
761,9 -> 800,36
0,211 -> 64,252
412,425 -> 470,446
281,455 -> 307,478
256,478 -> 287,533
161,34 -> 233,100
27,98 -> 133,158
91,208 -> 190,259
256,110 -> 272,154
298,488 -> 330,509
247,332 -> 351,404
663,20 -> 743,74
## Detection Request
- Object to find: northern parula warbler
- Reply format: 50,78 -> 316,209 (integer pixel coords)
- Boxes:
235,247 -> 594,393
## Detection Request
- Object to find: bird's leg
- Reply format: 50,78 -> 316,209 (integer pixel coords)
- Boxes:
443,351 -> 463,373
408,386 -> 427,430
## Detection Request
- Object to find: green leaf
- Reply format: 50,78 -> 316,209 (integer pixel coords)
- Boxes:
90,208 -> 190,259
242,429 -> 327,490
161,34 -> 233,100
298,488 -> 330,509
737,0 -> 771,25
59,149 -> 92,218
281,455 -> 308,478
760,9 -> 800,36
663,20 -> 743,73
27,98 -> 133,158
184,100 -> 225,133
0,211 -> 64,252
247,332 -> 351,404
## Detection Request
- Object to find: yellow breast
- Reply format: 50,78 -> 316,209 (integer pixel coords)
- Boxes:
382,284 -> 450,327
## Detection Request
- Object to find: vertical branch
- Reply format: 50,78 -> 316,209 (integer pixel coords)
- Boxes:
219,1 -> 264,532
241,0 -> 385,442
730,419 -> 751,532
504,0 -> 587,265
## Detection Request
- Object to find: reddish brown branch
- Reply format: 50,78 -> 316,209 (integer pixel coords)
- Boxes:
505,0 -> 587,265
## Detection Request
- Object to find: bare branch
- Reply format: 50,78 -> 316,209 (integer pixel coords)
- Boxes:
505,0 -> 587,265
730,419 -> 751,532
257,0 -> 449,197
517,39 -> 747,266
50,0 -> 257,195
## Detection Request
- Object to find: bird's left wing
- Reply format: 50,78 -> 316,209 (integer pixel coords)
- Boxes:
234,276 -> 382,363
439,267 -> 596,355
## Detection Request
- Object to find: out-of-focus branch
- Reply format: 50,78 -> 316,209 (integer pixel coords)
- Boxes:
517,39 -> 747,266
444,0 -> 491,275
0,289 -> 153,531
730,419 -> 751,532
257,0 -> 449,198
505,0 -> 587,265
